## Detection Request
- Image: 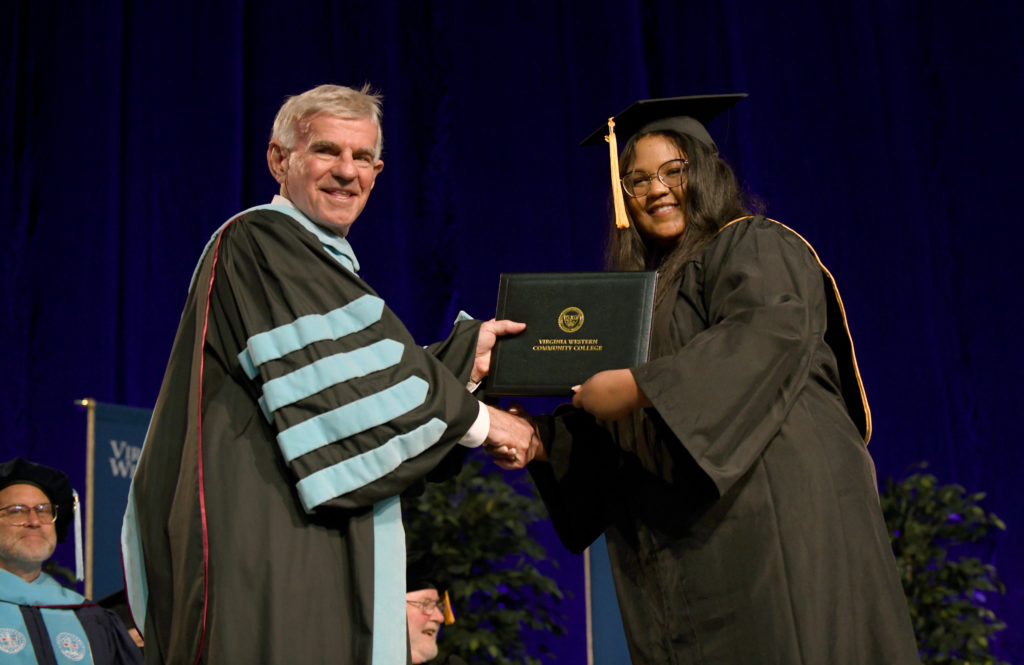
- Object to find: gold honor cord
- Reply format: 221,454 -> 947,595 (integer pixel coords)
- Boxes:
606,118 -> 630,229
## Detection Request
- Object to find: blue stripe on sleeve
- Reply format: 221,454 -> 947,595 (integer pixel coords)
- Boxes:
258,395 -> 273,424
239,348 -> 259,380
261,339 -> 405,414
236,294 -> 385,372
295,418 -> 446,511
276,376 -> 429,463
371,496 -> 406,665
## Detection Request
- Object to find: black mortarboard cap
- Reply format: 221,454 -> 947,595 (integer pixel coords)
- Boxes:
407,548 -> 456,624
581,93 -> 747,152
406,548 -> 450,592
0,458 -> 75,541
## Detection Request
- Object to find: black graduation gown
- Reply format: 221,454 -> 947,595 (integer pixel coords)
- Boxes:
124,206 -> 482,664
530,216 -> 920,664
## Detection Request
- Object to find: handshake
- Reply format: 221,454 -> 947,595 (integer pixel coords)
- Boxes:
472,318 -> 648,469
482,405 -> 545,470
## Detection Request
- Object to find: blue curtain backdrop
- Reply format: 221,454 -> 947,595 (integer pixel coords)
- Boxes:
3,0 -> 1022,661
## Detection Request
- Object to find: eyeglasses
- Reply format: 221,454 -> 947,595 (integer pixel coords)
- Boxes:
0,503 -> 58,524
407,598 -> 445,615
621,158 -> 689,198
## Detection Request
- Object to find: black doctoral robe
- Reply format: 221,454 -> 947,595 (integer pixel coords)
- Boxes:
123,203 -> 483,664
530,216 -> 920,664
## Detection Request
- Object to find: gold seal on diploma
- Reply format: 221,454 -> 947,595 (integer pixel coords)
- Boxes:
558,307 -> 584,333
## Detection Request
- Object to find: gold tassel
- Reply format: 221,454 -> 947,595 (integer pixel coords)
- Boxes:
441,589 -> 456,625
606,118 -> 630,229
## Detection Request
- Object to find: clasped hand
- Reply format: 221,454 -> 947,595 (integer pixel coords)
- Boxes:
483,406 -> 544,470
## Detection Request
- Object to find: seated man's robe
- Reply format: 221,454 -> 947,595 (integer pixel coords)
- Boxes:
0,569 -> 143,664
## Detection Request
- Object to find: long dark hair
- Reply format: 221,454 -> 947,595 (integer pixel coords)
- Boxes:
605,131 -> 759,305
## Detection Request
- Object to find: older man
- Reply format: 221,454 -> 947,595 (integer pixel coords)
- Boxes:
404,549 -> 467,665
0,458 -> 142,664
122,84 -> 532,664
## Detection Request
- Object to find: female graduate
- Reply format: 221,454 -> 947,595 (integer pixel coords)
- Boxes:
515,96 -> 922,664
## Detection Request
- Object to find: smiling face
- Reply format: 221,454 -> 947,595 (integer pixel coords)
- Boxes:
0,484 -> 57,581
625,134 -> 688,248
267,113 -> 383,236
406,588 -> 444,663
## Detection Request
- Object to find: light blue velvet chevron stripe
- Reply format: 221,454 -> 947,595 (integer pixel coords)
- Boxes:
257,395 -> 272,424
237,294 -> 385,380
295,418 -> 446,511
277,376 -> 429,463
239,350 -> 259,381
261,339 -> 405,414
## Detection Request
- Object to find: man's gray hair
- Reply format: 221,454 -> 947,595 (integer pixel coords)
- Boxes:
271,83 -> 383,159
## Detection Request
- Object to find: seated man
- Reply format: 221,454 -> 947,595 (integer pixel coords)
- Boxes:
406,550 -> 467,665
0,458 -> 142,664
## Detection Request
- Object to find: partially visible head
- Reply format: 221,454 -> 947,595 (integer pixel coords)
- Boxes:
267,84 -> 385,235
405,548 -> 453,664
0,459 -> 73,581
406,586 -> 445,663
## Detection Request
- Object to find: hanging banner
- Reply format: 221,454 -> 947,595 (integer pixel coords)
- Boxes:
77,399 -> 151,600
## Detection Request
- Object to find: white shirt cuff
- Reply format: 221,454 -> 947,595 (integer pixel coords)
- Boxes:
458,401 -> 489,448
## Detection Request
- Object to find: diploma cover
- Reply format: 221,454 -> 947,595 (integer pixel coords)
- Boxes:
489,271 -> 656,396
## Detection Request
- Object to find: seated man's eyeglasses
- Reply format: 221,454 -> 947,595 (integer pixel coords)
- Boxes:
406,598 -> 445,614
0,503 -> 58,524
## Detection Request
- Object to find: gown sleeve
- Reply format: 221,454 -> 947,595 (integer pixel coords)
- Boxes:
415,317 -> 482,484
207,211 -> 482,513
631,218 -> 830,498
528,406 -> 627,553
